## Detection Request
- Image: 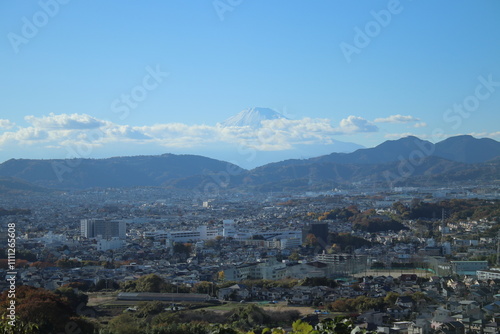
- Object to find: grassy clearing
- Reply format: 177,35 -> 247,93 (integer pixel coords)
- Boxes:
201,301 -> 316,317
201,302 -> 246,311
87,292 -> 120,307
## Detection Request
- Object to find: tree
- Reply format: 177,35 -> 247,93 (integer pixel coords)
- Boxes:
0,315 -> 39,334
384,292 -> 400,306
93,278 -> 120,291
371,261 -> 385,269
136,301 -> 165,318
173,242 -> 193,256
135,274 -> 166,293
300,277 -> 337,288
328,243 -> 341,254
288,252 -> 300,261
64,281 -> 91,291
54,286 -> 89,312
192,281 -> 215,295
0,286 -> 97,333
56,259 -> 81,268
16,249 -> 37,262
392,201 -> 408,215
210,324 -> 240,334
260,317 -> 378,334
304,234 -> 318,247
204,239 -> 217,248
107,313 -> 144,334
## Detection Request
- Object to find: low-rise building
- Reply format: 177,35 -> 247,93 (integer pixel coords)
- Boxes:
450,261 -> 488,276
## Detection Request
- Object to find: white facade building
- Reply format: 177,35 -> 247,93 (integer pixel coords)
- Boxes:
280,238 -> 302,249
144,226 -> 219,243
222,219 -> 236,238
97,238 -> 125,251
477,268 -> 500,280
143,219 -> 301,248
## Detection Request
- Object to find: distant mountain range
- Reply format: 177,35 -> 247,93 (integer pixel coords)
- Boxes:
0,154 -> 244,190
310,135 -> 500,165
0,135 -> 499,192
235,135 -> 500,191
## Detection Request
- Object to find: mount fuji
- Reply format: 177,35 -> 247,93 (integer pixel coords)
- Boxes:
220,107 -> 288,128
211,107 -> 364,168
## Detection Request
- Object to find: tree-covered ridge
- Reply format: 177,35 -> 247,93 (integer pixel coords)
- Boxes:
392,198 -> 500,221
327,233 -> 373,252
310,206 -> 406,233
308,199 -> 499,234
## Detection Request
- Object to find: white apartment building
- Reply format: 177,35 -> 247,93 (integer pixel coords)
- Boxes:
80,219 -> 126,239
143,219 -> 302,247
477,268 -> 500,280
144,225 -> 219,243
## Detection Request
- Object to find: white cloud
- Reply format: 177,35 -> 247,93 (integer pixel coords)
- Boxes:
0,113 -> 377,153
1,112 -> 497,160
104,125 -> 151,141
25,113 -> 105,130
135,117 -> 352,151
414,122 -> 427,128
335,116 -> 378,134
0,119 -> 15,129
488,132 -> 500,138
0,127 -> 49,147
374,114 -> 420,123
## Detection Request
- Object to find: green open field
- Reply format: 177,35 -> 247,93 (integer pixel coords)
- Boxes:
200,301 -> 318,317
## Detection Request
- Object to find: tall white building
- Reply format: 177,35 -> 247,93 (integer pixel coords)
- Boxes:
222,219 -> 236,238
80,219 -> 126,239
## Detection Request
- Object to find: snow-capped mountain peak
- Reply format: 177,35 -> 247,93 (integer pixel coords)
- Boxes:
221,107 -> 288,128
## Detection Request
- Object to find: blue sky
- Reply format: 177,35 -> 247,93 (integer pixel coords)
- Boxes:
1,1 -> 499,168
